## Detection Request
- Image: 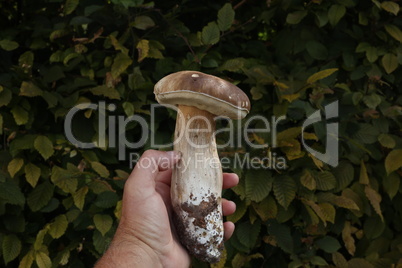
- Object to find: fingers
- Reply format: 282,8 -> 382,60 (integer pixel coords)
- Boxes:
155,168 -> 173,186
222,173 -> 239,189
222,198 -> 236,216
222,198 -> 236,240
223,221 -> 235,241
125,150 -> 181,200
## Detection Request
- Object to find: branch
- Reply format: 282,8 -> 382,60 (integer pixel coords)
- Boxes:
234,0 -> 249,10
155,9 -> 200,63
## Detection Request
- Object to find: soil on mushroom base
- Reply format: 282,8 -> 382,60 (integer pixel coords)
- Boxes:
173,193 -> 224,263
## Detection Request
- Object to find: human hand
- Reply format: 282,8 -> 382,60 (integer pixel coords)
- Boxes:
95,150 -> 239,268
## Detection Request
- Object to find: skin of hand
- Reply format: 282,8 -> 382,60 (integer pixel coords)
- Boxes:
95,150 -> 238,268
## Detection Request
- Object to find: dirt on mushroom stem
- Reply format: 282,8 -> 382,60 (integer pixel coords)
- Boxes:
171,105 -> 225,263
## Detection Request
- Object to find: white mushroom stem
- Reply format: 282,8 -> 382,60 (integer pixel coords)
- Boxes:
171,104 -> 224,263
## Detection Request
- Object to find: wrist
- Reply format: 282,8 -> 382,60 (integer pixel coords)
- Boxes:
95,230 -> 163,268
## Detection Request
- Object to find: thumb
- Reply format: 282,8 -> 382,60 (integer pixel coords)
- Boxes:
125,150 -> 181,200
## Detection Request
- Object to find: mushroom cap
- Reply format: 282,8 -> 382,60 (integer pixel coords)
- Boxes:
154,71 -> 250,119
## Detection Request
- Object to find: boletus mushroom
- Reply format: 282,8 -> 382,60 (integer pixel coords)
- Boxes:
154,71 -> 250,263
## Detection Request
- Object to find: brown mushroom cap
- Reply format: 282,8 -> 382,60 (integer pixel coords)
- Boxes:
154,71 -> 250,119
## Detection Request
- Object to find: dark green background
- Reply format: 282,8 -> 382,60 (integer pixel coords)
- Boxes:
1,0 -> 402,267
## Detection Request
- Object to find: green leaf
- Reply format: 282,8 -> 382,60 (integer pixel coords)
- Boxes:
49,215 -> 68,239
94,191 -> 119,208
235,221 -> 261,250
19,81 -> 43,97
8,158 -> 24,178
333,195 -> 359,210
93,230 -> 111,254
27,181 -> 54,212
378,133 -> 396,148
49,29 -> 69,41
286,10 -> 308,24
355,42 -> 371,52
34,228 -> 48,251
136,39 -> 149,62
35,250 -> 52,268
359,160 -> 369,185
111,53 -> 133,78
303,198 -> 328,225
42,91 -> 58,108
19,51 -> 34,70
73,186 -> 88,211
57,250 -> 70,266
245,170 -> 272,202
300,169 -> 316,190
90,85 -> 121,100
310,256 -> 329,266
51,166 -> 78,193
333,162 -> 354,192
385,149 -> 402,175
132,15 -> 155,30
381,1 -> 399,15
91,161 -> 110,178
11,106 -> 29,125
348,258 -> 374,268
34,135 -> 54,160
364,216 -> 385,239
217,3 -> 235,31
306,40 -> 328,60
318,203 -> 336,223
0,88 -> 12,107
267,221 -> 293,253
382,53 -> 398,74
384,24 -> 402,43
383,173 -> 400,200
307,68 -> 338,84
94,214 -> 113,236
363,94 -> 381,109
314,171 -> 336,191
110,0 -> 144,8
366,46 -> 378,63
147,40 -> 165,59
219,58 -> 246,72
253,196 -> 277,221
109,35 -> 129,55
2,234 -> 21,264
49,50 -> 63,63
64,0 -> 79,15
354,123 -> 379,144
0,39 -> 19,51
25,162 -> 41,187
201,22 -> 220,45
328,4 -> 346,26
122,102 -> 135,116
250,86 -> 263,100
332,252 -> 348,268
63,52 -> 80,66
365,185 -> 383,221
273,176 -> 297,209
19,250 -> 35,268
0,181 -> 25,205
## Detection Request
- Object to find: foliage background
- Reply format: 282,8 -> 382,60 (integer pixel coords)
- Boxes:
1,0 -> 402,267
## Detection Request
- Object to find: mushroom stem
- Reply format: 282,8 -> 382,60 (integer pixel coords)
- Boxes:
171,104 -> 224,263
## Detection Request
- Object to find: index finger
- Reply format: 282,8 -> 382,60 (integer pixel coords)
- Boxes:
223,173 -> 239,189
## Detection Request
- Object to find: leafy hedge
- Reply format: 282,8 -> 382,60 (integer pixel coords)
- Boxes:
1,0 -> 402,267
